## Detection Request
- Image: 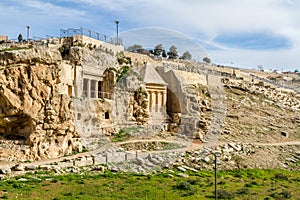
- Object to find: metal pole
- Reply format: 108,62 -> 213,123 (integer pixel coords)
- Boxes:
26,25 -> 30,41
214,154 -> 217,200
115,20 -> 119,44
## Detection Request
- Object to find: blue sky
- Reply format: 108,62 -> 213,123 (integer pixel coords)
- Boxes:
0,0 -> 299,71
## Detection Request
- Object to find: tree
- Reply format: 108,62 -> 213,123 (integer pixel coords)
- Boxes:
18,33 -> 23,43
127,44 -> 144,53
257,65 -> 263,71
162,49 -> 167,58
167,45 -> 178,59
180,51 -> 192,60
154,44 -> 164,56
203,57 -> 211,64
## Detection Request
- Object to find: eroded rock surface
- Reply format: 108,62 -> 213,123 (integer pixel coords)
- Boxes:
0,46 -> 82,161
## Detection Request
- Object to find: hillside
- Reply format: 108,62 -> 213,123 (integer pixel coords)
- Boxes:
0,38 -> 299,178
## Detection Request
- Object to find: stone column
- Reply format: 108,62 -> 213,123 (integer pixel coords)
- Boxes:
157,91 -> 162,112
95,80 -> 98,98
149,91 -> 153,112
161,91 -> 165,112
163,87 -> 167,112
155,91 -> 159,112
152,91 -> 156,112
87,79 -> 91,98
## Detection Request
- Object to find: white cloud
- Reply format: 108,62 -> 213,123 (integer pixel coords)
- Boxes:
117,0 -> 300,69
1,0 -> 299,69
210,47 -> 300,71
15,0 -> 86,16
0,0 -> 88,38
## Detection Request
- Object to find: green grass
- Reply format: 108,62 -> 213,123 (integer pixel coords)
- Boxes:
111,127 -> 140,142
0,47 -> 30,52
0,169 -> 299,199
64,147 -> 89,157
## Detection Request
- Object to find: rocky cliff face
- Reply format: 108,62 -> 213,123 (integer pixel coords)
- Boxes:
0,46 -> 82,161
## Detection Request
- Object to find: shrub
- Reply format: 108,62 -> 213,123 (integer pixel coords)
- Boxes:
63,192 -> 73,197
50,179 -> 58,183
187,178 -> 200,185
174,181 -> 196,196
0,195 -> 8,199
279,191 -> 292,199
271,190 -> 292,199
236,187 -> 250,195
111,129 -> 130,142
216,189 -> 235,199
274,173 -> 288,180
174,181 -> 193,191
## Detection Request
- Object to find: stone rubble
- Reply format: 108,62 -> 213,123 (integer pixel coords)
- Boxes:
0,142 -> 299,179
223,78 -> 300,110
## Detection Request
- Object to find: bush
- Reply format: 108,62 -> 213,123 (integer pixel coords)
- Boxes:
0,195 -> 8,199
63,192 -> 73,197
236,187 -> 250,195
270,190 -> 292,199
50,179 -> 58,183
174,181 -> 197,196
216,189 -> 235,199
274,173 -> 289,180
111,129 -> 130,142
174,181 -> 193,191
187,178 -> 200,185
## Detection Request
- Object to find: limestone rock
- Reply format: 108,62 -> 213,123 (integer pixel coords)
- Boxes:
12,163 -> 25,171
0,166 -> 11,174
0,46 -> 82,161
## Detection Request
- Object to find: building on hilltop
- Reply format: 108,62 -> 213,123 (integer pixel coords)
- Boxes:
0,35 -> 8,43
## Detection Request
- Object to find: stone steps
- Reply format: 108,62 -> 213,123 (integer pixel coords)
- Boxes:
150,112 -> 169,124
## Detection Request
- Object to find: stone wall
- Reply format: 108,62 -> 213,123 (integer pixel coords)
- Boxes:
73,35 -> 124,56
0,36 -> 8,42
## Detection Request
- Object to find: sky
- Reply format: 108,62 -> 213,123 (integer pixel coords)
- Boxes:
0,0 -> 299,71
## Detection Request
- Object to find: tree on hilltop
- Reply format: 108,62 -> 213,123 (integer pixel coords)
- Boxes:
162,49 -> 167,58
167,45 -> 178,59
127,44 -> 144,53
203,57 -> 211,64
154,44 -> 164,56
257,65 -> 263,71
180,51 -> 192,60
18,34 -> 23,43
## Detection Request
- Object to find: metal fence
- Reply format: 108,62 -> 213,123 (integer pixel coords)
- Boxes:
6,27 -> 121,45
59,27 -> 118,44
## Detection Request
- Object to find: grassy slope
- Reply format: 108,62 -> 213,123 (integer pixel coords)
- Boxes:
0,169 -> 299,199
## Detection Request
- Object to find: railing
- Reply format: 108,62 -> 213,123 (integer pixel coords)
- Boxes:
3,27 -> 122,47
59,27 -> 120,45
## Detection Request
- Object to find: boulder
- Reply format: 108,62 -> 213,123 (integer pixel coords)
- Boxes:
12,163 -> 25,171
0,166 -> 11,174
